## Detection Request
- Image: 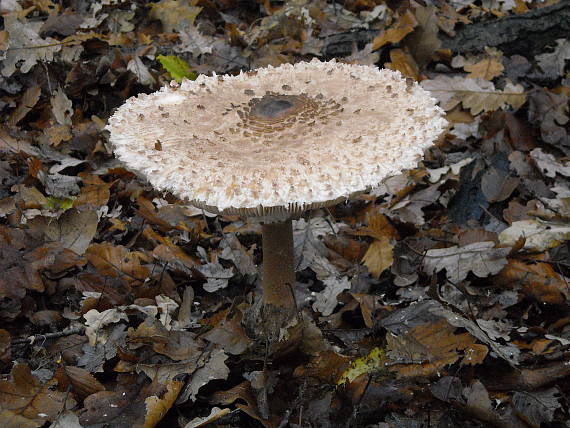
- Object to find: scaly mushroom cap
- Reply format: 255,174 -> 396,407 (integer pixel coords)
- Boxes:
107,59 -> 447,219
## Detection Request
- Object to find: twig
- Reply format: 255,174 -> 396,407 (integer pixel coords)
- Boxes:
12,326 -> 85,345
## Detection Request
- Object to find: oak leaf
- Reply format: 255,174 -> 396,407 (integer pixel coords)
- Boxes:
423,241 -> 509,282
421,76 -> 526,114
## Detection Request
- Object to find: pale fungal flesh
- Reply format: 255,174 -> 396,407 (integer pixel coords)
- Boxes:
107,59 -> 447,219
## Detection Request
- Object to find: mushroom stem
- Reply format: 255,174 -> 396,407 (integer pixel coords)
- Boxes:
261,219 -> 297,313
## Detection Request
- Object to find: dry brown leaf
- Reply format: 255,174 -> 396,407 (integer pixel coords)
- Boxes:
437,3 -> 470,36
143,227 -> 198,272
386,319 -> 476,378
184,407 -> 231,428
73,173 -> 113,209
350,293 -> 384,329
86,242 -> 150,284
149,0 -> 202,33
144,380 -> 183,428
464,47 -> 504,80
0,364 -> 76,427
30,209 -> 99,255
421,75 -> 526,114
51,87 -> 73,126
359,213 -> 398,278
208,381 -> 272,427
45,124 -> 72,146
55,366 -> 105,400
462,344 -> 489,366
201,307 -> 251,355
499,219 -> 570,251
8,86 -> 41,126
465,56 -> 504,80
371,10 -> 417,51
362,238 -> 394,278
423,241 -> 510,282
293,350 -> 351,385
495,260 -> 570,305
404,5 -> 441,65
385,48 -> 420,80
359,213 -> 398,241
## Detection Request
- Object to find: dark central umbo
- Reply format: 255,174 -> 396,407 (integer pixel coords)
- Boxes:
250,95 -> 298,119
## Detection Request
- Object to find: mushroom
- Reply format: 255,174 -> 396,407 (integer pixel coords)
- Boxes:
107,59 -> 447,339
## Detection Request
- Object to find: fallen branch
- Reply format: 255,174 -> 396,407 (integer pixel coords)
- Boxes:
12,326 -> 85,345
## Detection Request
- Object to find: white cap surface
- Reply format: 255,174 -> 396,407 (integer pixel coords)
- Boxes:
107,59 -> 447,218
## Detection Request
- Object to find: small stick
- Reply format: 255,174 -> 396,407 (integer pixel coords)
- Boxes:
12,326 -> 85,345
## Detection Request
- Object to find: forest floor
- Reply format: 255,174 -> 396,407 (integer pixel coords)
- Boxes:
0,0 -> 569,427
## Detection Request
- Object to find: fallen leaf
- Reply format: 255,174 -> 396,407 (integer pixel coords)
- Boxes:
86,243 -> 150,284
144,380 -> 183,428
436,3 -> 470,36
202,307 -> 251,355
196,258 -> 234,293
386,319 -> 476,378
2,15 -> 61,77
464,47 -> 504,80
128,56 -> 156,87
51,411 -> 83,428
55,366 -> 105,400
51,87 -> 73,126
157,54 -> 197,82
495,259 -> 570,305
187,347 -> 230,402
430,304 -> 521,365
149,0 -> 202,32
73,173 -> 113,209
294,218 -> 339,280
220,233 -> 257,276
84,308 -> 128,346
481,166 -> 519,202
462,344 -> 489,366
0,364 -> 76,427
31,209 -> 98,255
423,241 -> 510,282
8,85 -> 41,126
208,381 -> 270,427
371,10 -> 417,51
534,39 -> 570,80
313,276 -> 351,316
337,347 -> 386,385
45,124 -> 73,146
388,184 -> 442,226
527,89 -> 568,147
530,148 -> 570,178
499,219 -> 570,251
362,238 -> 394,278
421,75 -> 526,114
512,388 -> 561,428
184,407 -> 230,428
385,48 -> 420,80
404,5 -> 441,65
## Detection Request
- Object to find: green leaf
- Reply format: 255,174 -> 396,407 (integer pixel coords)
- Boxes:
44,197 -> 75,211
157,55 -> 197,83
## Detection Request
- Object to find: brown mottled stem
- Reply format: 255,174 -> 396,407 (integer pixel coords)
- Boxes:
262,219 -> 296,310
260,219 -> 297,339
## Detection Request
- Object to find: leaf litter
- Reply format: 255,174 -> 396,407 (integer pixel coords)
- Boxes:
0,0 -> 569,427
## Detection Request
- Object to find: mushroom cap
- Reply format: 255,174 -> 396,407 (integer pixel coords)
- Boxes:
107,59 -> 447,219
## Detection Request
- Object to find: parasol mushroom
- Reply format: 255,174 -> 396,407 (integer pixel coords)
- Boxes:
106,59 -> 447,339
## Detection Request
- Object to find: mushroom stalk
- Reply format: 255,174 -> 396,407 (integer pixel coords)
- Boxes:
262,219 -> 297,313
